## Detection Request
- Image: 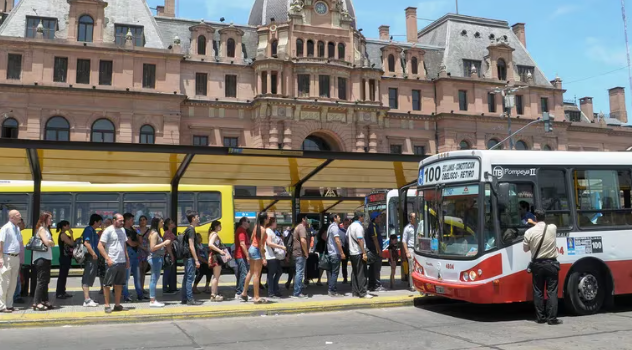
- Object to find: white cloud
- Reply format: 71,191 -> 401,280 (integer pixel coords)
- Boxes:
585,37 -> 629,67
549,4 -> 580,19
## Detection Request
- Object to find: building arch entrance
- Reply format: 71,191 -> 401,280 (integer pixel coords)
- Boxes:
301,132 -> 342,152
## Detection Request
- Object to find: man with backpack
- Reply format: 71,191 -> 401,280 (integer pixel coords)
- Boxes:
81,214 -> 102,308
180,211 -> 200,305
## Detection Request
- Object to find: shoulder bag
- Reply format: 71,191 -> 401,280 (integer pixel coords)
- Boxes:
318,226 -> 332,271
527,224 -> 548,274
26,230 -> 48,252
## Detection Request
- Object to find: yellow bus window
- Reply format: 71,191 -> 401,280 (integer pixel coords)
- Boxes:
0,194 -> 29,226
75,193 -> 119,227
198,192 -> 221,225
42,194 -> 72,229
123,193 -> 167,224
177,192 -> 195,226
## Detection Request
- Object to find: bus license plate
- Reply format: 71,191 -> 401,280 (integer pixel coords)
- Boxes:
435,286 -> 445,294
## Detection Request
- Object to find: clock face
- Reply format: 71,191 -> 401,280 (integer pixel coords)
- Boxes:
314,1 -> 328,15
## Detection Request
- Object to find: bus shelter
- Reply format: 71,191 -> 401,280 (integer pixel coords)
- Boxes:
0,138 -> 421,228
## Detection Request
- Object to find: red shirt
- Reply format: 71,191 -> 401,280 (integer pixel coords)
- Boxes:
234,226 -> 250,259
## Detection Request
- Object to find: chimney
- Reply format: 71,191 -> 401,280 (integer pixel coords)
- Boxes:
579,97 -> 594,122
379,25 -> 390,41
405,7 -> 418,43
1,0 -> 14,13
163,0 -> 175,17
608,87 -> 628,123
511,23 -> 526,48
156,6 -> 165,16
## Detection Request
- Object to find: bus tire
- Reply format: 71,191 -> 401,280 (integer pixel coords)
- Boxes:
565,265 -> 605,316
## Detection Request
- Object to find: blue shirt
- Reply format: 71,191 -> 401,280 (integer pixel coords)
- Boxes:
366,222 -> 383,254
82,225 -> 98,250
522,212 -> 536,225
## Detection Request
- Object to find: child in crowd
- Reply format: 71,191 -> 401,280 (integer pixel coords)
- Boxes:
387,235 -> 399,290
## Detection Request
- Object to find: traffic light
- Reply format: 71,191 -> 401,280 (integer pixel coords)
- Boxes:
543,112 -> 553,132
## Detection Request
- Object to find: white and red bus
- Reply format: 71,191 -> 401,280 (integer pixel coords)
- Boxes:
408,150 -> 632,315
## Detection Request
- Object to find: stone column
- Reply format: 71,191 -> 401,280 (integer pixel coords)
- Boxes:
365,80 -> 370,101
119,113 -> 133,143
283,120 -> 292,149
266,71 -> 272,95
368,126 -> 378,153
268,120 -> 279,149
355,125 -> 366,152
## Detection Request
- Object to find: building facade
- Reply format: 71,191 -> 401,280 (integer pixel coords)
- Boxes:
0,0 -> 631,155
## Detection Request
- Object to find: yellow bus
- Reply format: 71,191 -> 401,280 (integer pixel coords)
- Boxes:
0,183 -> 234,266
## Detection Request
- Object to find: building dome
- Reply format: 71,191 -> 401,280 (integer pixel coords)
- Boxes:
248,0 -> 356,27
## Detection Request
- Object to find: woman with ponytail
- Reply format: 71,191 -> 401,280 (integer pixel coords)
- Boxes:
238,212 -> 269,304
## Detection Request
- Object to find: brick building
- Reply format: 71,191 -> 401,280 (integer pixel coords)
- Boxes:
0,0 -> 631,155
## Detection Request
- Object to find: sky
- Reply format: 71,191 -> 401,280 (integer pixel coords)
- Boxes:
146,0 -> 632,115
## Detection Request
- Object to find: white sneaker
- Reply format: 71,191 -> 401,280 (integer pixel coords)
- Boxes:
362,294 -> 374,299
83,299 -> 99,307
149,301 -> 165,308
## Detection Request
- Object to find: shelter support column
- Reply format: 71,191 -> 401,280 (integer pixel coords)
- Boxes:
27,148 -> 41,297
170,154 -> 195,224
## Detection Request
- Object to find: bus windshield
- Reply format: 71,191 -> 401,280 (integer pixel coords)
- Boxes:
418,184 -> 482,257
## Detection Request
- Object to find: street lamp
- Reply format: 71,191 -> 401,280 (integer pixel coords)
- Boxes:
490,84 -> 528,150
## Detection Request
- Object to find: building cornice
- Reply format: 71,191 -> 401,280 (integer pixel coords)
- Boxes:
0,83 -> 186,100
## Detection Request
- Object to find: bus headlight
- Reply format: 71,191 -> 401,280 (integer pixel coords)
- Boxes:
469,270 -> 477,281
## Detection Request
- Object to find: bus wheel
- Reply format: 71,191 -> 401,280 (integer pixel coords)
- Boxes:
565,265 -> 605,315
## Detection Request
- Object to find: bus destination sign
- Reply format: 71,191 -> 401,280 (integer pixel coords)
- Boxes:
367,192 -> 386,204
419,159 -> 480,186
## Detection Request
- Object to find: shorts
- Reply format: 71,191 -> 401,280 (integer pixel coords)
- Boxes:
103,263 -> 127,287
82,256 -> 98,287
248,246 -> 262,261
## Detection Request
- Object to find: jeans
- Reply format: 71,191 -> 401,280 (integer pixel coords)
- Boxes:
266,259 -> 282,297
148,256 -> 163,299
340,246 -> 349,281
327,254 -> 341,293
293,256 -> 306,296
368,254 -> 382,290
34,258 -> 51,305
532,260 -> 560,322
350,254 -> 367,298
56,255 -> 72,296
163,258 -> 177,292
123,253 -> 143,299
235,258 -> 249,295
181,258 -> 196,302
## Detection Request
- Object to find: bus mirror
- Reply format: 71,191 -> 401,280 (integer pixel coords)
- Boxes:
498,183 -> 510,204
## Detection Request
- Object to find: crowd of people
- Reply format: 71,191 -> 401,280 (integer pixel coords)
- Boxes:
0,208 -> 414,314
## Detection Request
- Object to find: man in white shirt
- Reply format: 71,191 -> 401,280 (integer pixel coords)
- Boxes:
0,210 -> 23,313
347,211 -> 371,299
401,212 -> 416,291
523,209 -> 561,325
98,213 -> 130,314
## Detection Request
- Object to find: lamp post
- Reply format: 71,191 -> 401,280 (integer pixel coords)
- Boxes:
490,84 -> 528,150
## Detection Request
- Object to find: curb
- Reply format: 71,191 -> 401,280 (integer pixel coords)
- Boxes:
0,295 -> 418,328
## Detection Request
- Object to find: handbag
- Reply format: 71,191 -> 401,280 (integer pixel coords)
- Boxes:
25,235 -> 48,252
527,224 -> 548,274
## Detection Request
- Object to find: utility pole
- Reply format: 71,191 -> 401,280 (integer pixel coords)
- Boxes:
456,0 -> 459,14
490,83 -> 528,150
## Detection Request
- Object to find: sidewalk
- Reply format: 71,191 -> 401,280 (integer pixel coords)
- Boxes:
1,272 -> 420,328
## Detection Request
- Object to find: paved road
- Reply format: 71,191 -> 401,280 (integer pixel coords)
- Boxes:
3,296 -> 632,349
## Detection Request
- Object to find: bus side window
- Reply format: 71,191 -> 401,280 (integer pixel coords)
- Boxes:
574,169 -> 632,228
498,182 -> 534,244
0,194 -> 29,227
75,193 -> 120,227
198,192 -> 221,224
123,193 -> 168,224
41,194 -> 72,229
177,192 -> 195,226
538,169 -> 572,230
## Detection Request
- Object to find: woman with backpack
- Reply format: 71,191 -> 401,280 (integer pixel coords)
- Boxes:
207,220 -> 228,301
148,217 -> 171,307
239,212 -> 269,304
55,220 -> 74,299
264,217 -> 286,298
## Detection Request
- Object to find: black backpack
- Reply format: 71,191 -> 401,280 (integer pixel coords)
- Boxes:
283,228 -> 294,254
172,231 -> 189,260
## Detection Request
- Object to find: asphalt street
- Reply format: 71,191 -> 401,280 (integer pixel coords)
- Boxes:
3,296 -> 632,349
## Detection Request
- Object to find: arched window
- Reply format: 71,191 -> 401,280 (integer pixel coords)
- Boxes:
139,124 -> 155,144
487,138 -> 501,150
317,41 -> 325,58
542,145 -> 553,151
411,57 -> 418,75
388,54 -> 396,72
515,140 -> 528,150
77,15 -> 94,43
302,135 -> 332,151
271,40 -> 278,57
91,118 -> 115,143
307,40 -> 315,57
1,118 -> 19,139
338,43 -> 345,60
226,38 -> 236,58
497,58 -> 507,81
45,116 -> 70,141
459,140 -> 471,150
296,39 -> 304,57
197,35 -> 207,55
328,42 -> 335,58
